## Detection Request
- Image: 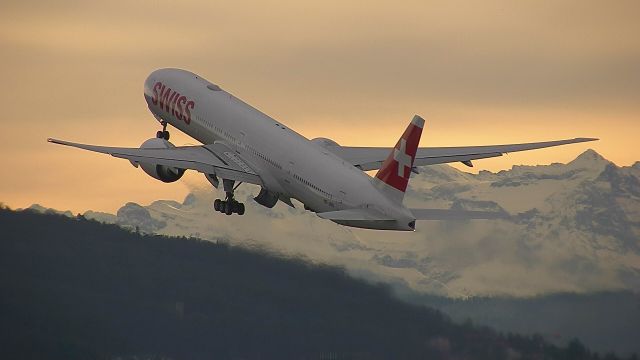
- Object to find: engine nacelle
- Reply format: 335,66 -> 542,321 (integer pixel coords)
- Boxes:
138,138 -> 185,183
254,187 -> 279,208
310,137 -> 340,148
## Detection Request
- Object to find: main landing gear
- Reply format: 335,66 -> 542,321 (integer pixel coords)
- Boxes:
213,179 -> 245,216
156,121 -> 170,140
214,197 -> 245,215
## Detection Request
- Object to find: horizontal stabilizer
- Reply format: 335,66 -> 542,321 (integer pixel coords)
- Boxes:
317,209 -> 394,221
410,208 -> 509,220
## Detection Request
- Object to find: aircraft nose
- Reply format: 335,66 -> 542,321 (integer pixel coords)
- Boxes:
143,74 -> 158,106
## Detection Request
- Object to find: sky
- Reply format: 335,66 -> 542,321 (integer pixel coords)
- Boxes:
1,0 -> 639,213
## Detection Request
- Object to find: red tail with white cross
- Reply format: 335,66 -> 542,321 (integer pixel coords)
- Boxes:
374,115 -> 424,195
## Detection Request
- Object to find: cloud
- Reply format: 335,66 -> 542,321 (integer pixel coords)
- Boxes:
87,151 -> 639,297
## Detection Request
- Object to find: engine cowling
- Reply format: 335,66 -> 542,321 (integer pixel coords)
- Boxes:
254,187 -> 279,208
138,138 -> 185,183
310,137 -> 340,148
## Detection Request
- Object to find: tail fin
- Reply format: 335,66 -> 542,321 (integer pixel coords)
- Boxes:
373,115 -> 424,202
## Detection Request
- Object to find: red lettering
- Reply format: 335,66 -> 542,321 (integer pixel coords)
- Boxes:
176,96 -> 187,121
166,91 -> 177,113
170,92 -> 180,116
151,82 -> 162,105
184,100 -> 194,124
160,88 -> 173,111
152,81 -> 194,124
159,85 -> 169,108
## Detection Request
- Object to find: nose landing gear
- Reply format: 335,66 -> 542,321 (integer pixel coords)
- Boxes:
213,179 -> 245,216
156,121 -> 170,140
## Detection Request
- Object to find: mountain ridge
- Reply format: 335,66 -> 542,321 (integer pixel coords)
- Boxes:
22,149 -> 640,298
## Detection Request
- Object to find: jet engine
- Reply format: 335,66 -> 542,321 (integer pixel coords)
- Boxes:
137,138 -> 185,183
311,137 -> 340,148
254,187 -> 279,208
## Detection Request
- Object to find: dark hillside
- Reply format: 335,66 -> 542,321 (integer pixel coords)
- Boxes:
0,208 -> 631,359
402,290 -> 640,356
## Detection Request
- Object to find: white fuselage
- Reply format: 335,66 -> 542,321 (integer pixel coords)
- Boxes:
143,68 -> 415,230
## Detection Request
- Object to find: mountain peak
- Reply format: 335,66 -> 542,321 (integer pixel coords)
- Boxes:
568,149 -> 610,168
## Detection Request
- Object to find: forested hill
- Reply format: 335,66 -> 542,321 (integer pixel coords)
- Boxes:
0,208 -> 632,360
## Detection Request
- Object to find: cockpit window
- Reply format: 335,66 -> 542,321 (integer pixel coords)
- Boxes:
207,84 -> 221,91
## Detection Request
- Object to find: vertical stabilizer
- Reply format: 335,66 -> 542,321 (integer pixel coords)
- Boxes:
373,115 -> 424,203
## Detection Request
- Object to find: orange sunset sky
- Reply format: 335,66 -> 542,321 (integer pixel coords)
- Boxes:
1,0 -> 639,214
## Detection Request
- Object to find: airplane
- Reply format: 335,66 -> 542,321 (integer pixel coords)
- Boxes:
48,68 -> 598,231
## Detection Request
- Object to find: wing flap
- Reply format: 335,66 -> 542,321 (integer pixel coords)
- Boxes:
47,138 -> 262,185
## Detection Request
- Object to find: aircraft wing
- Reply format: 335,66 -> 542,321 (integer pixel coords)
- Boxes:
330,137 -> 598,171
47,138 -> 263,185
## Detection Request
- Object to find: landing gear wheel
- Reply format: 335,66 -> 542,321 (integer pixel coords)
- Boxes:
213,198 -> 245,215
156,121 -> 170,140
156,130 -> 170,140
215,180 -> 247,216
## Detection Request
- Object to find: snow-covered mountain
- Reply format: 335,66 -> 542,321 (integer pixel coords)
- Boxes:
32,149 -> 640,297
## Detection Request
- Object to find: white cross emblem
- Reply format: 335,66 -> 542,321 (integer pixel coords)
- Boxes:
393,138 -> 412,177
